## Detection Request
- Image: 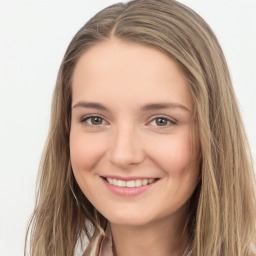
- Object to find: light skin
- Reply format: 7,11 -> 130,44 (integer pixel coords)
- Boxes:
70,38 -> 200,256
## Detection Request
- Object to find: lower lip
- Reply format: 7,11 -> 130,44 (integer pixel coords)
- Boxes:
101,178 -> 159,196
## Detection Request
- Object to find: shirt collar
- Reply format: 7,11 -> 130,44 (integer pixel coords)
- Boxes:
98,224 -> 113,256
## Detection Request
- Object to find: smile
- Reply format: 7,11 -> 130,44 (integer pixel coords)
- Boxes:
106,178 -> 157,188
101,176 -> 160,196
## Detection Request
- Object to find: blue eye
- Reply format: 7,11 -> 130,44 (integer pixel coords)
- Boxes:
81,116 -> 106,126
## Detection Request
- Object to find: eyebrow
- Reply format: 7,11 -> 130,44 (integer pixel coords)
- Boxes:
72,101 -> 107,110
140,103 -> 190,112
72,101 -> 190,112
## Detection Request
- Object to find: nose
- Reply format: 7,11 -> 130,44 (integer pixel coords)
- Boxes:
107,126 -> 145,168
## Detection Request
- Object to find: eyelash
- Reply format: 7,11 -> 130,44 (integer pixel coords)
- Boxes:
80,115 -> 108,126
149,116 -> 177,127
80,114 -> 177,128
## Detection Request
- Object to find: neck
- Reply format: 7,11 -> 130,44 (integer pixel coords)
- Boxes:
110,207 -> 190,256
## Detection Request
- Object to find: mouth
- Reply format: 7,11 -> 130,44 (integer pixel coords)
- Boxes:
101,176 -> 159,188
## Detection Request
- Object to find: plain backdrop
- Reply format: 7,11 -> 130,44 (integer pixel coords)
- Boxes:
0,0 -> 255,255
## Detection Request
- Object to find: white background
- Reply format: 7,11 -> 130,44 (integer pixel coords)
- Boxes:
0,0 -> 255,255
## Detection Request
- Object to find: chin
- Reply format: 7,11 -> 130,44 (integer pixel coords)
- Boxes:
102,209 -> 156,227
108,217 -> 151,227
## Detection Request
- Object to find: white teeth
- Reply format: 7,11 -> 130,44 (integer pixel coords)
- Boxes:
142,179 -> 148,185
107,178 -> 112,184
135,179 -> 142,187
127,180 -> 135,187
117,180 -> 126,187
106,178 -> 156,187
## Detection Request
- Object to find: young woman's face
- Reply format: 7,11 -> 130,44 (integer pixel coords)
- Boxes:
70,38 -> 200,227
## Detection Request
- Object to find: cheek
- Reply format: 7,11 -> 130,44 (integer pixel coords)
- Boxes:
148,133 -> 200,209
147,132 -> 199,177
69,130 -> 105,172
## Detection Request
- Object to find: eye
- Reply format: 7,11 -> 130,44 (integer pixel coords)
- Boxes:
149,117 -> 176,127
81,115 -> 107,126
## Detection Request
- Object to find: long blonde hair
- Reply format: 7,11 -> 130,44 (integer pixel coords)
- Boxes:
25,0 -> 256,255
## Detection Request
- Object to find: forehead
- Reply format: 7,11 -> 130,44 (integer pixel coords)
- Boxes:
72,38 -> 193,111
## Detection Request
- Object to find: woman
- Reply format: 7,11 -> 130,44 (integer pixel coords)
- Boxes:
25,0 -> 256,255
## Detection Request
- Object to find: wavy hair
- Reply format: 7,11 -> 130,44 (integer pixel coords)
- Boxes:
25,0 -> 256,255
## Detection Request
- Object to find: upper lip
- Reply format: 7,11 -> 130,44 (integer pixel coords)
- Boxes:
101,175 -> 159,181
